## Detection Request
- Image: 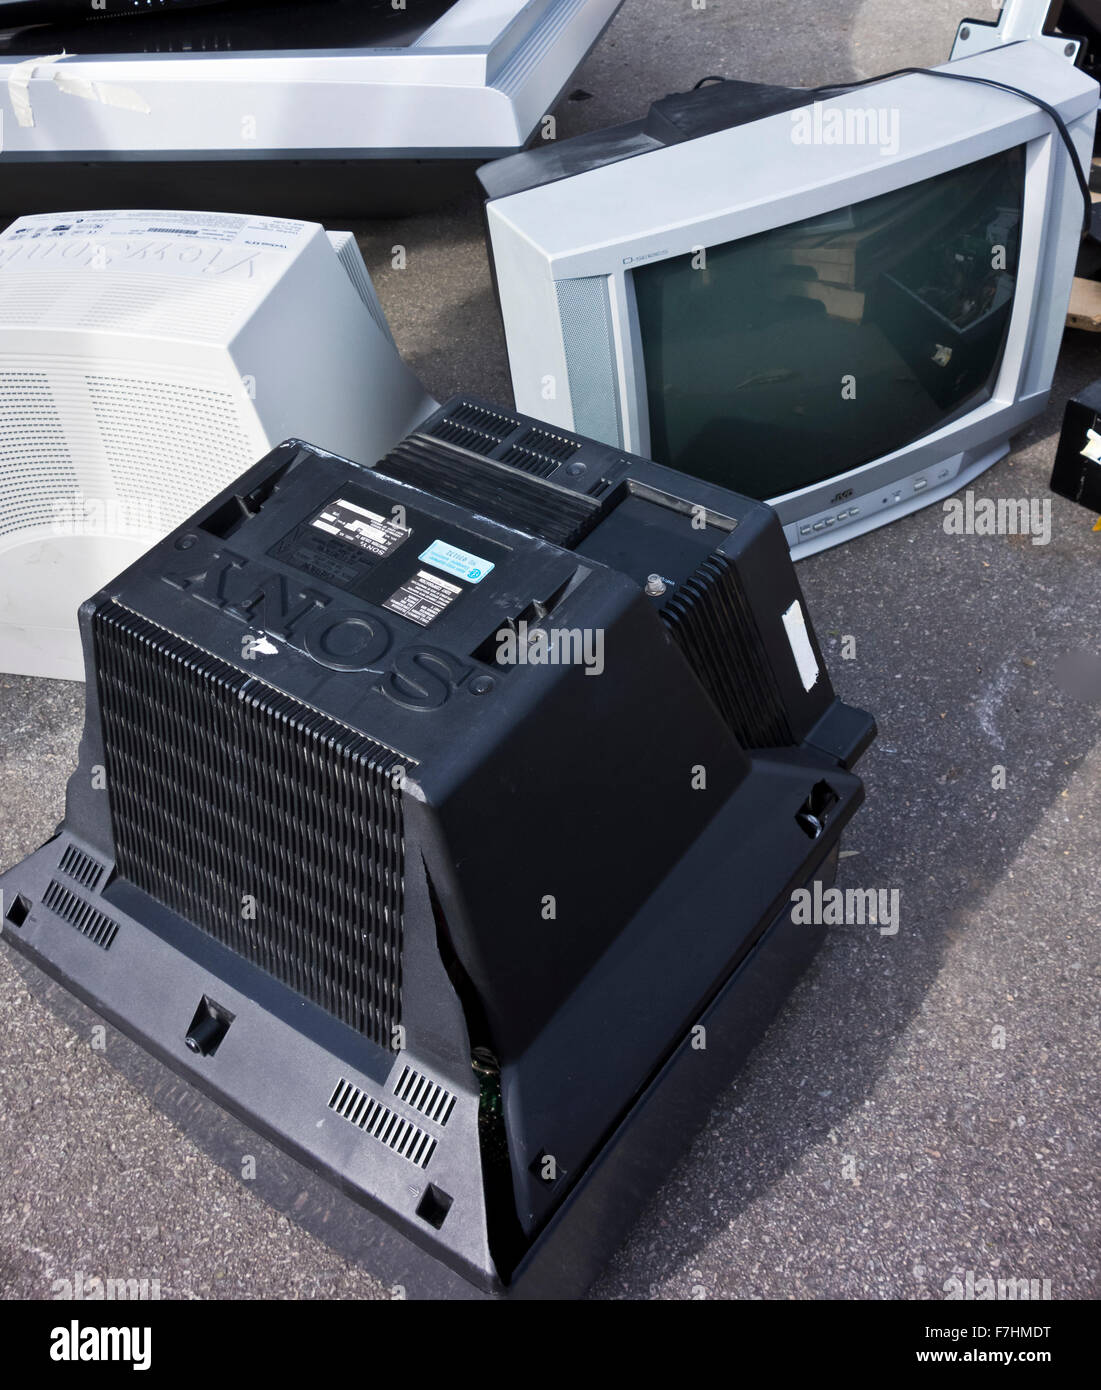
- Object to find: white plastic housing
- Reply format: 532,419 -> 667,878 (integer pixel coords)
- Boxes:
0,210 -> 435,680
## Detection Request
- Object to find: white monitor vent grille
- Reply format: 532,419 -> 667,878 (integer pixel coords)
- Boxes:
85,376 -> 256,529
0,366 -> 258,543
0,372 -> 77,540
0,272 -> 257,341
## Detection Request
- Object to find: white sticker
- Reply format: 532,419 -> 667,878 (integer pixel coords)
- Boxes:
1081,427 -> 1101,463
782,599 -> 820,692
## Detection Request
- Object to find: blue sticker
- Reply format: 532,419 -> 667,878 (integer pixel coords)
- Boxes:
419,539 -> 495,584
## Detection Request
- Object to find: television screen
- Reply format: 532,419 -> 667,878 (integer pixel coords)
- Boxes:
634,145 -> 1026,499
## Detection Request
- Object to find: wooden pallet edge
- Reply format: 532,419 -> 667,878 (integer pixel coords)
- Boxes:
1067,274 -> 1101,331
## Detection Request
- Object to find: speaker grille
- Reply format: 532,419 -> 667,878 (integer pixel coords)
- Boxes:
93,603 -> 410,1045
555,276 -> 623,448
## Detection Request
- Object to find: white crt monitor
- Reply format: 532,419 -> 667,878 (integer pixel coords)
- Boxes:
0,210 -> 435,680
481,37 -> 1098,557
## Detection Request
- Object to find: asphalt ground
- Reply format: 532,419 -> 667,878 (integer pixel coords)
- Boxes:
0,0 -> 1098,1301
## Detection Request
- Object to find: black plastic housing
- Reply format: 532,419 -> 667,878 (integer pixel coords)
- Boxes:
478,79 -> 818,202
1051,379 -> 1101,513
0,397 -> 875,1297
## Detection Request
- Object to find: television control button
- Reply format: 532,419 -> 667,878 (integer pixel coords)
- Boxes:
824,517 -> 836,526
913,478 -> 928,491
850,507 -> 860,517
812,521 -> 826,531
799,526 -> 811,536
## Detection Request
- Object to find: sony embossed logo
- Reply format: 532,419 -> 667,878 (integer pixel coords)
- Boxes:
160,547 -> 478,711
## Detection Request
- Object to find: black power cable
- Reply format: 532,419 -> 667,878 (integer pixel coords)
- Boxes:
810,66 -> 1094,234
691,64 -> 1095,233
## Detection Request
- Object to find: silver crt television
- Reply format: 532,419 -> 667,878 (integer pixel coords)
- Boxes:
480,8 -> 1098,556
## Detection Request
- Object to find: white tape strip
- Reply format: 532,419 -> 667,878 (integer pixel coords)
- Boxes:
53,71 -> 151,116
7,52 -> 151,129
8,52 -> 69,129
782,599 -> 821,693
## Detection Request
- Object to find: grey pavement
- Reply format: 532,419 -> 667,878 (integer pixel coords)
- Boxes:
1,0 -> 1099,1301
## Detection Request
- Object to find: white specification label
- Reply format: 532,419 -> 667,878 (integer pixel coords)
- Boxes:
310,497 -> 409,560
383,569 -> 463,627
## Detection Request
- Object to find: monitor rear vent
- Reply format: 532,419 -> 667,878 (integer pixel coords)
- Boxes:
0,279 -> 68,324
0,270 -> 256,341
516,427 -> 579,462
428,420 -> 502,456
326,231 -> 397,348
439,401 -> 518,438
392,1064 -> 456,1127
661,553 -> 794,749
429,402 -> 519,456
497,425 -> 581,478
382,436 -> 600,548
93,603 -> 410,1046
0,370 -> 77,540
58,844 -> 106,892
87,375 -> 256,530
42,880 -> 119,951
497,444 -> 560,478
0,361 -> 257,543
329,1077 -> 437,1169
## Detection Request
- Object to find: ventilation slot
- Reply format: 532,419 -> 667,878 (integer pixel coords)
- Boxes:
438,401 -> 518,438
58,844 -> 105,892
326,231 -> 397,348
329,1078 -> 437,1169
662,553 -> 794,749
382,437 -> 601,549
93,603 -> 410,1046
516,427 -> 579,462
393,1064 -> 456,1126
87,375 -> 255,531
497,445 -> 560,478
0,370 -> 77,540
42,880 -> 119,950
428,403 -> 519,457
428,420 -> 504,456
